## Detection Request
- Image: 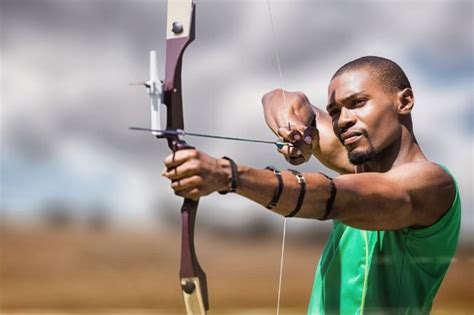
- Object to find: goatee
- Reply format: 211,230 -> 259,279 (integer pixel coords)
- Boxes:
348,148 -> 376,165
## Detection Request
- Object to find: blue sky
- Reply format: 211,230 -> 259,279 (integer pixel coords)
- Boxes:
1,0 -> 472,239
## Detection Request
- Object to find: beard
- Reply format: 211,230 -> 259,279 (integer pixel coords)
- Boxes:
339,130 -> 378,165
347,146 -> 376,165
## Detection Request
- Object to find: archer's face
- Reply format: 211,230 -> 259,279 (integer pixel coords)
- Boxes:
326,68 -> 402,165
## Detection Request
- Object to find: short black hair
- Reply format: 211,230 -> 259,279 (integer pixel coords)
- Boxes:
331,56 -> 411,92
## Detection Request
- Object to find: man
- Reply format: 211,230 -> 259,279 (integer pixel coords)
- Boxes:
162,56 -> 460,314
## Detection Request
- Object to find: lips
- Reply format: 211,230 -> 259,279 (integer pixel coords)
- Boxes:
340,131 -> 363,145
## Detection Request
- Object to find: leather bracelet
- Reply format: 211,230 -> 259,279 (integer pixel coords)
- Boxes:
285,169 -> 306,217
218,156 -> 238,194
265,166 -> 283,209
318,173 -> 337,220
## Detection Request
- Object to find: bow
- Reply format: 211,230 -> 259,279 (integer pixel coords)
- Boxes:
163,1 -> 209,314
136,0 -> 208,313
132,1 -> 289,313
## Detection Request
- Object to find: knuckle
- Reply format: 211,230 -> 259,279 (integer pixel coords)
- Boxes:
262,92 -> 271,103
294,91 -> 304,102
294,91 -> 308,102
264,88 -> 284,101
193,176 -> 203,186
189,189 -> 200,200
272,88 -> 284,96
291,93 -> 304,107
189,149 -> 199,159
182,160 -> 194,172
191,160 -> 201,172
171,181 -> 180,189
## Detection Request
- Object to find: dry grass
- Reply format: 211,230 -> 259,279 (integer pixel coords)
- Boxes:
0,225 -> 472,314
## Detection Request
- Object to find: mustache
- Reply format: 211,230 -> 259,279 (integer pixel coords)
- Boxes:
337,129 -> 367,142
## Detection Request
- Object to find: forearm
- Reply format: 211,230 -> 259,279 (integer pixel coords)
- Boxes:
262,89 -> 352,174
230,164 -> 414,230
163,145 -> 447,231
233,164 -> 332,219
311,107 -> 354,174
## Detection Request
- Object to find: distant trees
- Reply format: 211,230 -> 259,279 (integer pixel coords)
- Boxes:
42,200 -> 75,228
41,200 -> 110,232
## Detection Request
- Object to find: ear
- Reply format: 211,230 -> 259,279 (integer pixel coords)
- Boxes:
397,88 -> 414,115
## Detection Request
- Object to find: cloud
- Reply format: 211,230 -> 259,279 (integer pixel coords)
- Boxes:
1,0 -> 472,238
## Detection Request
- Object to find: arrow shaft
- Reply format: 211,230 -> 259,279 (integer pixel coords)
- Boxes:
128,126 -> 292,148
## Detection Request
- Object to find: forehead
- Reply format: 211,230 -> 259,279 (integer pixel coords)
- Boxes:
328,68 -> 382,100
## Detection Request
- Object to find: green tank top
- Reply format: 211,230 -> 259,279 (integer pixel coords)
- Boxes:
308,167 -> 461,314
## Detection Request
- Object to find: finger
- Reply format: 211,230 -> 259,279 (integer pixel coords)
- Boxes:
287,155 -> 306,166
291,136 -> 313,152
303,125 -> 319,145
293,132 -> 302,142
164,152 -> 187,169
288,122 -> 310,141
278,142 -> 294,156
277,145 -> 293,164
164,149 -> 198,168
161,166 -> 168,177
174,186 -> 201,201
277,139 -> 306,163
277,139 -> 302,157
277,127 -> 293,141
286,144 -> 303,158
162,160 -> 200,181
171,175 -> 203,195
278,126 -> 305,144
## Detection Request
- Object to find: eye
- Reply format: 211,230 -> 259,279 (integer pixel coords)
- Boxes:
352,99 -> 367,107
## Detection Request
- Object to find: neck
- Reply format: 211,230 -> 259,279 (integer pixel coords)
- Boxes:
362,126 -> 427,172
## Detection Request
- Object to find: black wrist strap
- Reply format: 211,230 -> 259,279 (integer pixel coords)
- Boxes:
218,156 -> 238,194
285,169 -> 306,217
265,166 -> 283,209
318,173 -> 337,221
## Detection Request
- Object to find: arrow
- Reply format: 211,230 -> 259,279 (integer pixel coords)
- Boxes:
128,126 -> 294,150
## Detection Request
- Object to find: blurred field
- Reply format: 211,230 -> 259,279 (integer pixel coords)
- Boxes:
0,224 -> 473,314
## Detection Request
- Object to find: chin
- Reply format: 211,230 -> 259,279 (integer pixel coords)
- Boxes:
348,147 -> 376,165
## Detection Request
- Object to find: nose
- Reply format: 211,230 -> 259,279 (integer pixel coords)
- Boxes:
337,107 -> 356,131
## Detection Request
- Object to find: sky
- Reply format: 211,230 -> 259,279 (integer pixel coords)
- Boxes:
1,0 -> 473,240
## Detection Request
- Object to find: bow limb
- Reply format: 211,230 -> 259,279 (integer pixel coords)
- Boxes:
163,1 -> 209,314
179,198 -> 208,314
164,0 -> 195,135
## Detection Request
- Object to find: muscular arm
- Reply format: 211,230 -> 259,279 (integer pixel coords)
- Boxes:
310,106 -> 354,174
330,162 -> 456,230
163,150 -> 455,231
262,89 -> 353,174
236,161 -> 455,230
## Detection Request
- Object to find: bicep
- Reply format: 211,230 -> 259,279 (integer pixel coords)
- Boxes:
384,163 -> 456,228
332,163 -> 455,230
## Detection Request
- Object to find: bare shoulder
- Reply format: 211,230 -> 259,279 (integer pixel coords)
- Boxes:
387,161 -> 454,188
387,161 -> 456,227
